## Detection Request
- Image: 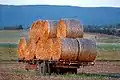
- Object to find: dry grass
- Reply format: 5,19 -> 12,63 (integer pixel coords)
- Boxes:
0,30 -> 22,43
96,43 -> 120,60
0,61 -> 120,80
84,33 -> 120,43
0,30 -> 120,61
0,30 -> 120,79
0,47 -> 17,61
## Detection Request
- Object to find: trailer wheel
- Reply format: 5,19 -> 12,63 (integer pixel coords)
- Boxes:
71,68 -> 77,74
54,68 -> 77,74
38,61 -> 47,75
38,61 -> 52,75
47,63 -> 51,74
67,68 -> 77,74
63,68 -> 77,74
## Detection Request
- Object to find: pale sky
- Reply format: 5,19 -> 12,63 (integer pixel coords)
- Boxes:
0,0 -> 120,7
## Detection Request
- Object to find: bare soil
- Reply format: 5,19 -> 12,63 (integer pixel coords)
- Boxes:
0,61 -> 120,80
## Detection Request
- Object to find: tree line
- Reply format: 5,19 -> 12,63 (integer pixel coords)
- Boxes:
0,25 -> 23,30
1,23 -> 120,37
84,23 -> 120,37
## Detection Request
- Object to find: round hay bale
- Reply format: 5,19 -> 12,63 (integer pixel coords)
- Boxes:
29,20 -> 43,42
30,21 -> 37,30
77,38 -> 97,62
24,40 -> 36,60
57,20 -> 67,38
41,20 -> 58,40
57,19 -> 83,38
35,39 -> 44,60
46,20 -> 58,38
52,38 -> 78,61
17,37 -> 26,60
38,20 -> 50,42
35,39 -> 53,60
51,38 -> 61,60
37,20 -> 48,40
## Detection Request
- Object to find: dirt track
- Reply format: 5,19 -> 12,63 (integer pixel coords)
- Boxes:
0,61 -> 120,80
78,61 -> 120,73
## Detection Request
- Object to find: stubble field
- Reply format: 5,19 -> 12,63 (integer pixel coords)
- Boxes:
0,30 -> 120,80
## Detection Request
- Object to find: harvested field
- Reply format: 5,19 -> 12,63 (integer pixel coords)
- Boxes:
97,43 -> 120,60
84,33 -> 120,43
0,31 -> 120,61
0,30 -> 120,79
0,30 -> 22,43
0,30 -> 120,43
0,61 -> 120,80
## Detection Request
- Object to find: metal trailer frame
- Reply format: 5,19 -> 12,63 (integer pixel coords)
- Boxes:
19,59 -> 95,74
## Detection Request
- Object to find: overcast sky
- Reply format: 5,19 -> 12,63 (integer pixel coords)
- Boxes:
0,0 -> 120,7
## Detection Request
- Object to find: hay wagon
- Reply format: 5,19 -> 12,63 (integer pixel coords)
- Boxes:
17,19 -> 97,74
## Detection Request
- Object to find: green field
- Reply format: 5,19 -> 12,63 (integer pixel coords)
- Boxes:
0,30 -> 120,60
0,30 -> 23,43
97,43 -> 120,60
0,30 -> 120,80
97,43 -> 120,51
1,43 -> 119,60
97,35 -> 120,43
84,33 -> 120,43
0,47 -> 17,60
0,30 -> 22,60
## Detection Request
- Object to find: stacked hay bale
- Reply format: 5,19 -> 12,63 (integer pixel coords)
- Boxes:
17,18 -> 97,62
17,37 -> 26,60
57,19 -> 84,38
35,20 -> 58,60
52,19 -> 97,62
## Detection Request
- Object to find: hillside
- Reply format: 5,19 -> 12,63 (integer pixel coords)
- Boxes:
0,5 -> 120,28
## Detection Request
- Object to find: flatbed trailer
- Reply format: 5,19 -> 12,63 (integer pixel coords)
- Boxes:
19,59 -> 95,74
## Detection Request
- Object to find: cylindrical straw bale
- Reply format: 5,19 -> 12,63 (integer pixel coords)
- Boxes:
47,20 -> 58,38
17,37 -> 26,60
57,19 -> 83,38
29,20 -> 43,42
35,39 -> 53,60
77,38 -> 97,62
24,40 -> 36,60
42,20 -> 58,39
52,38 -> 78,61
57,20 -> 67,38
37,20 -> 48,41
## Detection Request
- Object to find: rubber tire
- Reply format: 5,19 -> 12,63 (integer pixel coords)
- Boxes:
55,68 -> 77,74
39,61 -> 47,75
67,68 -> 77,74
71,68 -> 77,74
38,61 -> 52,75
